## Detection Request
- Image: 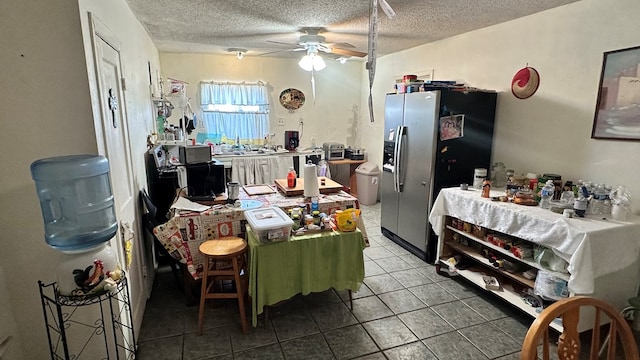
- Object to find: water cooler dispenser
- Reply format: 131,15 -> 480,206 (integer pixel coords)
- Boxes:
31,155 -> 120,296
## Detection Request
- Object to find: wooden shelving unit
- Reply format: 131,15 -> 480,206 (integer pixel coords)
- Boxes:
438,216 -> 569,333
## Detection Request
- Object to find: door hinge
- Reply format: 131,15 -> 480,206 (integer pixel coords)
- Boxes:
121,77 -> 126,91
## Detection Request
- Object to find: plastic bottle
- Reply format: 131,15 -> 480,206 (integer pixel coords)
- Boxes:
539,180 -> 555,209
592,184 -> 606,215
30,155 -> 117,252
287,167 -> 297,188
491,162 -> 507,188
311,196 -> 319,211
603,185 -> 612,215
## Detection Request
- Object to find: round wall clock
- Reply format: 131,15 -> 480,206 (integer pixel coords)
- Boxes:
279,88 -> 305,112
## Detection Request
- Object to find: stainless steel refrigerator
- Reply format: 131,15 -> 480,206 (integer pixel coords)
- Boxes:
381,90 -> 496,263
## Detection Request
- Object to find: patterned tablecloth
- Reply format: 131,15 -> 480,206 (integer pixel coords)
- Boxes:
153,186 -> 363,280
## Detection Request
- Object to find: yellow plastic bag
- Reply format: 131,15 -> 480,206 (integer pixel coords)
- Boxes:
336,208 -> 360,232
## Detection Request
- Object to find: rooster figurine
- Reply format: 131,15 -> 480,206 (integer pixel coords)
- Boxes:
73,259 -> 105,292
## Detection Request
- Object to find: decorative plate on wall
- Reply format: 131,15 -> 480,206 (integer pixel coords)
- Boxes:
511,66 -> 540,99
279,88 -> 305,112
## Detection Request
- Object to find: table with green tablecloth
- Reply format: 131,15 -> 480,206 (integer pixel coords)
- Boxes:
247,227 -> 365,327
153,188 -> 364,281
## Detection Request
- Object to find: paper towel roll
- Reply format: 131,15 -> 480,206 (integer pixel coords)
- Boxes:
303,163 -> 320,198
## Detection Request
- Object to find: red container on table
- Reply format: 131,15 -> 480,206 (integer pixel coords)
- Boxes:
403,75 -> 417,82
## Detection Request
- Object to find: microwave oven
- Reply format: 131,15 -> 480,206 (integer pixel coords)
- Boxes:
179,145 -> 211,164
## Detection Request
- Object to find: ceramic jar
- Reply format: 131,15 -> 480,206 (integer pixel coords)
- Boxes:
56,243 -> 120,296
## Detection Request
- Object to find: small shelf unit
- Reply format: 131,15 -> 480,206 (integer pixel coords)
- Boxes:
438,217 -> 568,332
38,276 -> 136,360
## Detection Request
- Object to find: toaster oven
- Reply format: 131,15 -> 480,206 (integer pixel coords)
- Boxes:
322,142 -> 345,160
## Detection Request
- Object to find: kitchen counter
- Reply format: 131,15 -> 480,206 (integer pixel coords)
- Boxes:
213,148 -> 323,168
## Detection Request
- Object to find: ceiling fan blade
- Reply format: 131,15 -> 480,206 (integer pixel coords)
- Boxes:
266,40 -> 299,47
258,50 -> 288,56
330,47 -> 367,58
325,42 -> 355,49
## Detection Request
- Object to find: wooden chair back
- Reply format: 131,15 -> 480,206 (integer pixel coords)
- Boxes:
521,296 -> 639,360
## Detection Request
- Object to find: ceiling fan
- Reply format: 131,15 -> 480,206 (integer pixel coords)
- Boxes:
266,27 -> 368,102
265,28 -> 368,60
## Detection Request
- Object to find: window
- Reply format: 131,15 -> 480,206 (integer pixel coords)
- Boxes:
200,81 -> 270,145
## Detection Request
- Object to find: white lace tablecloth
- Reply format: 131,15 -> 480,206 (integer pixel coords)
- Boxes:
429,187 -> 640,294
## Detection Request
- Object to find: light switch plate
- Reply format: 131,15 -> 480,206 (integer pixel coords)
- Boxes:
277,118 -> 285,126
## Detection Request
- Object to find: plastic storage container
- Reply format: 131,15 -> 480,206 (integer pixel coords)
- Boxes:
244,206 -> 294,243
30,155 -> 117,252
355,162 -> 381,205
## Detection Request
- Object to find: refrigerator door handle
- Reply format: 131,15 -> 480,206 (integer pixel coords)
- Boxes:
396,126 -> 406,192
393,126 -> 401,192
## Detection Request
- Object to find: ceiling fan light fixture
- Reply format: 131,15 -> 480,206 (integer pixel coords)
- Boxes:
227,48 -> 247,60
298,52 -> 326,71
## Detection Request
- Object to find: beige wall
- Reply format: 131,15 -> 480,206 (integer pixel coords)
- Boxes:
0,0 -> 158,358
159,53 -> 363,149
359,0 -> 640,213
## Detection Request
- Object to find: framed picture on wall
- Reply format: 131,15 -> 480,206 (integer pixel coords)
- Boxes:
592,45 -> 640,140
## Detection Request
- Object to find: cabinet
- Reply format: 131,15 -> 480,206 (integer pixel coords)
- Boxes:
328,159 -> 365,195
429,187 -> 640,332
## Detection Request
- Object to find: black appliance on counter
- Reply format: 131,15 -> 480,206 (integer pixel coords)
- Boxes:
345,147 -> 365,160
177,159 -> 226,197
381,90 -> 496,263
145,149 -> 178,221
285,130 -> 299,150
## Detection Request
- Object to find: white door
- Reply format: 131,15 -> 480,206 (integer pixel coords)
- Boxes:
89,14 -> 140,356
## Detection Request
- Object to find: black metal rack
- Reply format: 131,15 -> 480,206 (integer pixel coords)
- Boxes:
38,276 -> 136,360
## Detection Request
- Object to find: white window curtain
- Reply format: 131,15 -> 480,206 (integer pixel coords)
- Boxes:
200,81 -> 270,145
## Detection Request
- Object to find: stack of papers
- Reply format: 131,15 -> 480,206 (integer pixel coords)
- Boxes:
170,197 -> 211,212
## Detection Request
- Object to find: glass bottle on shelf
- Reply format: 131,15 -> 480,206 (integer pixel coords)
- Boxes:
491,162 -> 507,188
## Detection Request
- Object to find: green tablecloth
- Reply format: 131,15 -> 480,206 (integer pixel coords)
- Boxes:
248,227 -> 365,326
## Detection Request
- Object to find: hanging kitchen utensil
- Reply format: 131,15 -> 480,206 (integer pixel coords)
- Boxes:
367,0 -> 395,123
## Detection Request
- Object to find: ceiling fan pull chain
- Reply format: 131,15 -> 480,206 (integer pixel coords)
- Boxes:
311,70 -> 316,105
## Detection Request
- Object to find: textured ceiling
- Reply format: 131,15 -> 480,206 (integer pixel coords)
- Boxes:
126,0 -> 580,58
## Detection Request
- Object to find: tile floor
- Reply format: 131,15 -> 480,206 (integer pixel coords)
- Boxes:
137,202 -> 639,359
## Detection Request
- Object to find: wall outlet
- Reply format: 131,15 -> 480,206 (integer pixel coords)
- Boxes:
277,118 -> 285,126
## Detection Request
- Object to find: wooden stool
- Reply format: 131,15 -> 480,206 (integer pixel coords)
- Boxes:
197,236 -> 249,335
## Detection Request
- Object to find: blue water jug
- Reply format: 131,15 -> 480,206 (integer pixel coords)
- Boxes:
30,155 -> 117,252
